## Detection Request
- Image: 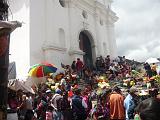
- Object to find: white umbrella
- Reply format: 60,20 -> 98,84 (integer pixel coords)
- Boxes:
146,58 -> 160,64
8,79 -> 35,94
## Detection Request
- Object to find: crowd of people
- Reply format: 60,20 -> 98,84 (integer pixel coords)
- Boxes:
7,55 -> 160,120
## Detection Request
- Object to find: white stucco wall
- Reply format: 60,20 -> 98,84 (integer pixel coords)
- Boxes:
107,24 -> 117,58
30,0 -> 46,65
8,0 -> 118,78
8,0 -> 30,78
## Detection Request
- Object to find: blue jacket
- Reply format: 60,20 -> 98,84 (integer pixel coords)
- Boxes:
124,94 -> 135,120
71,95 -> 87,120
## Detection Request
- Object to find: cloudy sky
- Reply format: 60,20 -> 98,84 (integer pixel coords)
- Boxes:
112,0 -> 160,62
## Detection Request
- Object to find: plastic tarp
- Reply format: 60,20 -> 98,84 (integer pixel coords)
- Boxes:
8,62 -> 16,80
25,76 -> 47,87
0,20 -> 22,32
8,79 -> 35,94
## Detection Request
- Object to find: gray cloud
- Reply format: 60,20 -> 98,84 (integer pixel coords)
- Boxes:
112,0 -> 160,62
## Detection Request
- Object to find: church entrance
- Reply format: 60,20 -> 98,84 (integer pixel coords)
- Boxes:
79,30 -> 95,69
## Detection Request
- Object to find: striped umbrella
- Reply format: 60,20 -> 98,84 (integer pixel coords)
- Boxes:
28,62 -> 57,77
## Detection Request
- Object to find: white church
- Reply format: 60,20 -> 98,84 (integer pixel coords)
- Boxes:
8,0 -> 118,77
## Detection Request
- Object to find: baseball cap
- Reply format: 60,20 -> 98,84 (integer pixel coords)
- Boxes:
55,89 -> 62,94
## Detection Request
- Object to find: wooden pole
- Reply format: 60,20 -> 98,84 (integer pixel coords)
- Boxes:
0,31 -> 9,120
0,1 -> 9,119
0,22 -> 21,120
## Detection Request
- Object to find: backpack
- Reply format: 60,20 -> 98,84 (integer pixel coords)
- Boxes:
56,97 -> 63,111
72,96 -> 87,120
53,95 -> 71,112
61,98 -> 71,111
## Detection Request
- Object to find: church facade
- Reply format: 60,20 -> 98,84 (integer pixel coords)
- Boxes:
8,0 -> 118,77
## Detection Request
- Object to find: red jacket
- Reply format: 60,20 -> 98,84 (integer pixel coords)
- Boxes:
76,60 -> 83,71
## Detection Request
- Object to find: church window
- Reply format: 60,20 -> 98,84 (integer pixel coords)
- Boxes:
59,28 -> 65,47
100,19 -> 103,25
82,10 -> 88,19
59,0 -> 65,7
103,42 -> 107,53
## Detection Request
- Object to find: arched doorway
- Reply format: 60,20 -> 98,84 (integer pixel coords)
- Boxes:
79,30 -> 95,69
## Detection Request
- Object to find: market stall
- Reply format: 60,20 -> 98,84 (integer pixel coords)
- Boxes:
8,79 -> 35,94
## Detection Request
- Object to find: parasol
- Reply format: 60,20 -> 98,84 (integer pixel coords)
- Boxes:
146,58 -> 160,64
8,79 -> 35,94
28,62 -> 57,77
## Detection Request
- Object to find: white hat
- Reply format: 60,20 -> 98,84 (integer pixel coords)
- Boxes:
46,89 -> 51,93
